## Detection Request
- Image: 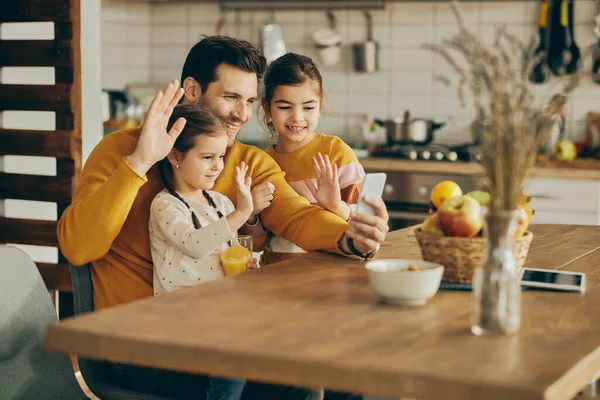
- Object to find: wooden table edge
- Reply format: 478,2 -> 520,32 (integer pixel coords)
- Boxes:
45,322 -> 549,400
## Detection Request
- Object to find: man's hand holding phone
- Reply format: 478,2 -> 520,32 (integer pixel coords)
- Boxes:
342,173 -> 389,258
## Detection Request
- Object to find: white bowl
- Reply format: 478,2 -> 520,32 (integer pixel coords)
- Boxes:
365,259 -> 444,306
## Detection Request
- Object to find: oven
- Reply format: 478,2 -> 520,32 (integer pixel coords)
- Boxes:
365,170 -> 484,231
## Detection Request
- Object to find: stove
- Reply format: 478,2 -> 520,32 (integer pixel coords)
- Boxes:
369,142 -> 482,163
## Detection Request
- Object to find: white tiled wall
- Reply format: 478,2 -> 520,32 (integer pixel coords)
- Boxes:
101,0 -> 600,142
101,0 -> 151,89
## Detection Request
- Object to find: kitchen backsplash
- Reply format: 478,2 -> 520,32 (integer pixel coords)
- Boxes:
101,0 -> 600,142
101,0 -> 152,89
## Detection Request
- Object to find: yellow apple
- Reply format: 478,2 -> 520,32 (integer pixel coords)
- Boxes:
518,193 -> 532,207
421,213 -> 444,236
514,207 -> 530,237
553,140 -> 577,162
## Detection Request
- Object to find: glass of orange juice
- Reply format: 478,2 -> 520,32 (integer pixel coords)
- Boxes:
220,235 -> 253,276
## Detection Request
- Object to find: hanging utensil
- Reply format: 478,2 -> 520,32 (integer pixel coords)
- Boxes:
351,11 -> 379,73
260,11 -> 287,64
546,0 -> 570,76
565,0 -> 581,74
592,0 -> 600,83
529,0 -> 551,84
313,10 -> 342,67
215,8 -> 225,35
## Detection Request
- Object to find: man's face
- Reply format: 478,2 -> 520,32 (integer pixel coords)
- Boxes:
196,64 -> 258,147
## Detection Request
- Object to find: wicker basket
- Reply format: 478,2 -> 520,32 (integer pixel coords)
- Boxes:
414,228 -> 533,283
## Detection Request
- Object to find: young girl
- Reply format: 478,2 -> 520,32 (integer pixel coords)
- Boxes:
149,103 -> 256,400
260,53 -> 366,265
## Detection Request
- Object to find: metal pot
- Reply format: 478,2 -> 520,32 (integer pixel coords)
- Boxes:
376,110 -> 446,145
351,11 -> 379,73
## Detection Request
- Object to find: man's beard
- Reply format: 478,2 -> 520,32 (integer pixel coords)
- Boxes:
226,129 -> 239,148
196,99 -> 241,148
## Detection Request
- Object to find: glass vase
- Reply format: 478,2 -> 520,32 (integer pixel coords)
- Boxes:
471,209 -> 521,335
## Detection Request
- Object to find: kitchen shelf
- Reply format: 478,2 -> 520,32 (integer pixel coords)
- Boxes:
219,0 -> 385,11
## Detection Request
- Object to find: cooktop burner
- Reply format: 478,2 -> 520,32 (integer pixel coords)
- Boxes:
369,143 -> 481,162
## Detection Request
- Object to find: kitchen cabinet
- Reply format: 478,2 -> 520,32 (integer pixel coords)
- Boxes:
526,177 -> 600,225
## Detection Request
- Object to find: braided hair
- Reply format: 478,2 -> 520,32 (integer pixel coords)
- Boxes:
158,104 -> 227,228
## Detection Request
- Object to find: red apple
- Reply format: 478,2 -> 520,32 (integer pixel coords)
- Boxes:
514,207 -> 529,237
421,213 -> 444,236
574,141 -> 587,157
437,195 -> 484,237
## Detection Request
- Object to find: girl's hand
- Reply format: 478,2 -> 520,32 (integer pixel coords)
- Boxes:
246,257 -> 259,270
248,182 -> 275,223
235,162 -> 253,216
126,80 -> 186,175
305,153 -> 350,219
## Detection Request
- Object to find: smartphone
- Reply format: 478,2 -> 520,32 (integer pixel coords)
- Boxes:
519,267 -> 586,293
355,173 -> 387,217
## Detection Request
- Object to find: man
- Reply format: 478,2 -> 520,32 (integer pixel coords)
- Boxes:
57,36 -> 388,399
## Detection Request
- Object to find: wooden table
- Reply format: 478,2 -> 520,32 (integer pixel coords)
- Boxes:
46,225 -> 600,400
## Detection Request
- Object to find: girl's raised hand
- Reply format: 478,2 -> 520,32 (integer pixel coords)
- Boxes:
235,162 -> 253,216
305,153 -> 348,219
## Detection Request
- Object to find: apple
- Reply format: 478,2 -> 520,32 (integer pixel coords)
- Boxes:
437,195 -> 484,237
421,213 -> 444,236
518,193 -> 532,207
466,190 -> 491,206
574,141 -> 587,157
553,140 -> 577,162
514,207 -> 529,237
524,206 -> 535,223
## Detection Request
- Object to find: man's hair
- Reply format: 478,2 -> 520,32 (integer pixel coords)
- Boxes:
181,35 -> 267,93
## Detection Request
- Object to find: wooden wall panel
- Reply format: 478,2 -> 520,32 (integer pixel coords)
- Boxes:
0,218 -> 59,247
0,40 -> 73,67
1,0 -> 71,23
0,84 -> 72,112
0,0 -> 81,292
0,129 -> 72,158
0,173 -> 73,203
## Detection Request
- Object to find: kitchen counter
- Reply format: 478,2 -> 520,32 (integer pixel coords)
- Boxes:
359,157 -> 600,180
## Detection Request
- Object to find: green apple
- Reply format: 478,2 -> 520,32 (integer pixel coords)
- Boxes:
466,190 -> 491,206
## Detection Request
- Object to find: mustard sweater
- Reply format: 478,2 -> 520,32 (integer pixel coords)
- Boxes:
57,128 -> 350,310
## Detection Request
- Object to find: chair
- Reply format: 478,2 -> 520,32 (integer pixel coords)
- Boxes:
0,245 -> 87,399
70,262 -> 171,400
